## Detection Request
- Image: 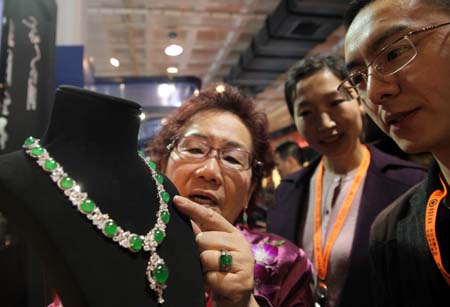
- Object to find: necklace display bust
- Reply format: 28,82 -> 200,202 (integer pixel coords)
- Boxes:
0,86 -> 205,307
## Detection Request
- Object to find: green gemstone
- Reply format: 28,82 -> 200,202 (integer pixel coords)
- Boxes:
31,147 -> 44,157
24,137 -> 36,147
154,228 -> 165,244
129,235 -> 143,252
219,253 -> 232,266
160,210 -> 170,224
103,220 -> 118,237
137,150 -> 145,158
147,160 -> 156,170
153,263 -> 169,284
155,173 -> 164,184
160,191 -> 170,203
80,199 -> 95,214
59,177 -> 74,189
44,159 -> 58,171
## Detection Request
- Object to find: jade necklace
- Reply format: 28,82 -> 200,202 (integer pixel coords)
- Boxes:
23,136 -> 170,304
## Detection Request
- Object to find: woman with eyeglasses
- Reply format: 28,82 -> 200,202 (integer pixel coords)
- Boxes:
147,85 -> 314,307
266,54 -> 427,307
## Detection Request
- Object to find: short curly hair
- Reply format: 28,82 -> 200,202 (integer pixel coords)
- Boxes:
146,84 -> 275,208
284,54 -> 348,118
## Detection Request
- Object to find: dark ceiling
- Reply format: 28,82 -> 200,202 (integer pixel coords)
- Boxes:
225,0 -> 349,96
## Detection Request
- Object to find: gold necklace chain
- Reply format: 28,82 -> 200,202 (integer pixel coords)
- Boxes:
23,136 -> 170,304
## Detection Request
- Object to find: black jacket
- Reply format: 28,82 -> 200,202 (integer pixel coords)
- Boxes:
370,162 -> 450,306
267,145 -> 426,307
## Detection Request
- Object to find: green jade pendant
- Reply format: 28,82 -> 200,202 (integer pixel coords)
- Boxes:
23,137 -> 170,304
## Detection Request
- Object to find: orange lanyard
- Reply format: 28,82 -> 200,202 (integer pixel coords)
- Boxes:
313,145 -> 370,281
425,174 -> 450,285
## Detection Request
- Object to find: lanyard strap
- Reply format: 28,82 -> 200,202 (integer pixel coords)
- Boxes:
313,145 -> 370,281
425,174 -> 450,285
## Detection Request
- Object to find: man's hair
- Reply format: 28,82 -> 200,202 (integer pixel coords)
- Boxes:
275,141 -> 304,164
302,146 -> 319,163
345,0 -> 450,27
284,54 -> 348,117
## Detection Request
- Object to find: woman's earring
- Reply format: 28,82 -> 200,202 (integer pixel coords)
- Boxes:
242,210 -> 248,227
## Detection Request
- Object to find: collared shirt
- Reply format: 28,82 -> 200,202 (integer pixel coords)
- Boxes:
300,165 -> 366,307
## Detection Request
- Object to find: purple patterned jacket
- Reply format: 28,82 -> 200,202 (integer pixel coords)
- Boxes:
241,226 -> 314,307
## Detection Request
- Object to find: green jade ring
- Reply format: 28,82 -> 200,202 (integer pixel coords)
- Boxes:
219,250 -> 233,272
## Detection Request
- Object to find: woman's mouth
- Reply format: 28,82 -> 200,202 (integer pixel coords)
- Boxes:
188,194 -> 217,206
320,133 -> 341,144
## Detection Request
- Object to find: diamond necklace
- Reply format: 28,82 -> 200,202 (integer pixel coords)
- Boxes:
23,136 -> 170,304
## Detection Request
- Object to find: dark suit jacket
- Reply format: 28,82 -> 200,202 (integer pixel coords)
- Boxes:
267,145 -> 426,307
370,162 -> 450,307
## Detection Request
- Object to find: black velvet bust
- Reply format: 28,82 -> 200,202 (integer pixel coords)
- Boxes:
0,86 -> 205,307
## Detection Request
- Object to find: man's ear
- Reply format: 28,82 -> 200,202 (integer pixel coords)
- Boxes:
287,156 -> 299,167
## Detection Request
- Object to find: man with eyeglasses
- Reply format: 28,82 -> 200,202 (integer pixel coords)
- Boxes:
343,0 -> 450,306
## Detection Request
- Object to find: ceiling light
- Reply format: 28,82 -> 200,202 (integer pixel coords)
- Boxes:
164,44 -> 183,56
110,57 -> 120,67
166,67 -> 178,74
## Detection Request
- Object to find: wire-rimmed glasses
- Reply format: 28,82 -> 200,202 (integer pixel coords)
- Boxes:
167,135 -> 261,171
338,22 -> 450,101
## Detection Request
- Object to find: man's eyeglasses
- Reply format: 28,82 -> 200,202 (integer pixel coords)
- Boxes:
167,135 -> 261,171
338,22 -> 450,101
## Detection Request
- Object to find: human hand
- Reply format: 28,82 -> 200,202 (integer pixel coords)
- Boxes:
173,195 -> 259,307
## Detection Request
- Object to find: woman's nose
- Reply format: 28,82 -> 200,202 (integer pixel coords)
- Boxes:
319,112 -> 336,130
193,154 -> 223,184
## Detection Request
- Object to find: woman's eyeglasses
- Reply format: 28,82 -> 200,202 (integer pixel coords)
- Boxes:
167,136 -> 262,171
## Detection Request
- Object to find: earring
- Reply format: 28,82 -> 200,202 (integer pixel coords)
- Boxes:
242,210 -> 248,227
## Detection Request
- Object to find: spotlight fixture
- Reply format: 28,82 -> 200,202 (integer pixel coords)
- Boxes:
164,44 -> 183,57
110,57 -> 120,67
166,67 -> 178,74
